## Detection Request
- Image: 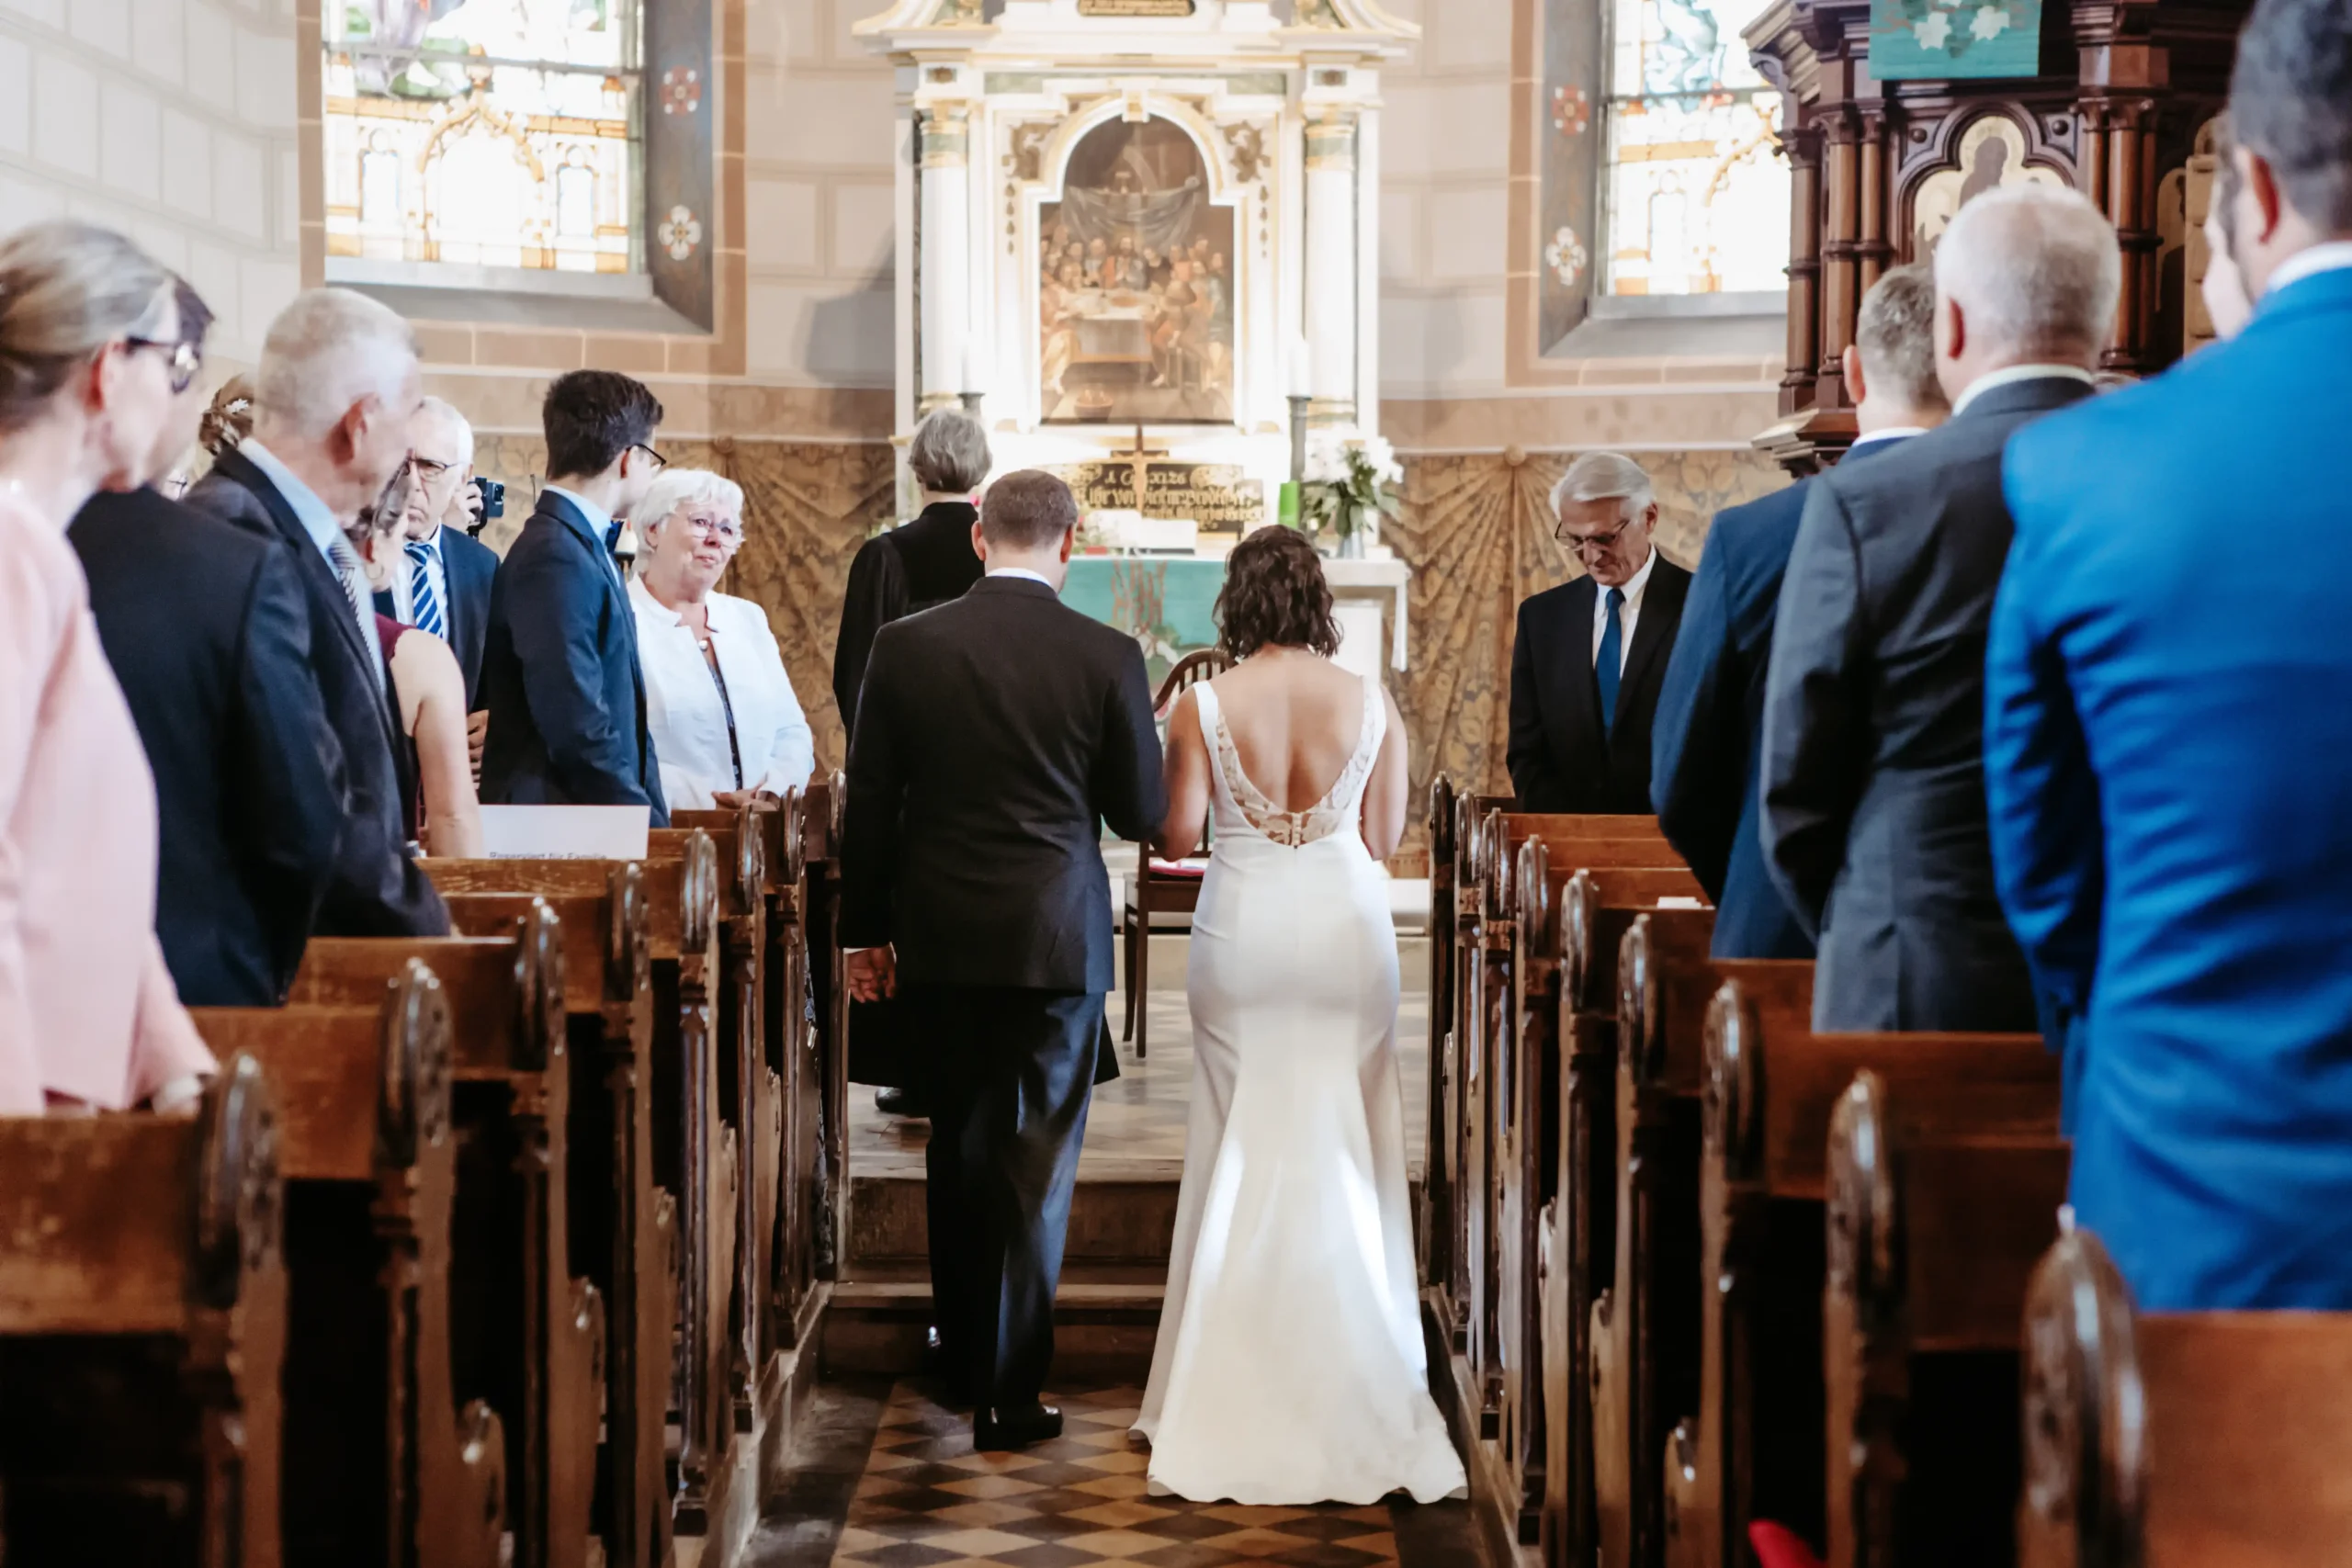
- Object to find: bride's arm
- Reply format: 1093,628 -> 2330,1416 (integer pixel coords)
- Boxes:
1157,688 -> 1212,859
1360,687 -> 1409,863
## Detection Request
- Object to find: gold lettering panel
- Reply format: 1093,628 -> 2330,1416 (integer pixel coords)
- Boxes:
1052,461 -> 1265,536
1077,0 -> 1197,14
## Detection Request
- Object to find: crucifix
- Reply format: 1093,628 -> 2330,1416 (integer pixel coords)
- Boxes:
1105,422 -> 1170,515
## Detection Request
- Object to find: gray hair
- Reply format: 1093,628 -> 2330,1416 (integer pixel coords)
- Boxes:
413,395 -> 476,468
254,288 -> 419,442
0,221 -> 175,435
1934,184 -> 2121,361
1854,263 -> 1947,412
1549,451 -> 1657,524
907,407 -> 993,494
636,467 -> 746,536
2230,0 -> 2352,231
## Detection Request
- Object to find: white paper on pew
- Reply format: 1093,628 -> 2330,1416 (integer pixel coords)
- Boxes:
480,805 -> 650,860
1656,896 -> 1706,909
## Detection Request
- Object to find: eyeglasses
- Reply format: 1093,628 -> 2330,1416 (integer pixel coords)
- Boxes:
630,442 -> 669,472
406,452 -> 458,481
678,513 -> 742,545
1555,517 -> 1636,558
124,336 -> 202,395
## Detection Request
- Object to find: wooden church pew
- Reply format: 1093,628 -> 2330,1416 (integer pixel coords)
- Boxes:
289,908 -> 605,1568
419,870 -> 673,1566
1661,977 -> 2059,1568
193,963 -> 508,1568
2019,1227 -> 2352,1568
0,1057 -> 285,1568
1820,1070 -> 2067,1568
428,834 -> 741,1539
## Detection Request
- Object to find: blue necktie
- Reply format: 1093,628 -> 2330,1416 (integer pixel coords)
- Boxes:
1597,585 -> 1625,730
405,538 -> 443,639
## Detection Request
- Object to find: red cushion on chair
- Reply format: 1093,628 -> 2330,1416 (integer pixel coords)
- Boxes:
1747,1522 -> 1824,1568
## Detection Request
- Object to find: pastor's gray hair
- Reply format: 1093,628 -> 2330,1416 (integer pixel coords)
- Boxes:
413,395 -> 476,468
254,288 -> 419,441
1934,184 -> 2121,361
637,467 -> 746,536
1549,451 -> 1657,524
907,407 -> 993,494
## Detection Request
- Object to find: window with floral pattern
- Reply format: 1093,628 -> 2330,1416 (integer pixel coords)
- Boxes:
1597,0 -> 1789,295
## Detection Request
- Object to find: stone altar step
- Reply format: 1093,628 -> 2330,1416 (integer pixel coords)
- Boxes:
848,1168 -> 1183,1273
821,1279 -> 1169,1380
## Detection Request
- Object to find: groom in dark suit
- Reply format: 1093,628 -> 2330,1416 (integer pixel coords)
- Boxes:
841,469 -> 1165,1450
1508,452 -> 1693,814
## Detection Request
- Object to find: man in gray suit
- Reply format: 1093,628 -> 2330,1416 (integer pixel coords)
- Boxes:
1759,185 -> 2121,1031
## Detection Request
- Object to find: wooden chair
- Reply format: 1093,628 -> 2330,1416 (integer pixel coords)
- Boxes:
1121,649 -> 1232,1057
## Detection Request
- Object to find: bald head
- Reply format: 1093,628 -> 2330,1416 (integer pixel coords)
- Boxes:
1932,185 -> 2120,400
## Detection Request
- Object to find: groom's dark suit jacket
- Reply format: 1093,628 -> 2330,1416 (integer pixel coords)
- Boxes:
840,575 -> 1166,991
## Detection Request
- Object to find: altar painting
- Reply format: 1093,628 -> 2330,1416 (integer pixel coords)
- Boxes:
1040,117 -> 1237,425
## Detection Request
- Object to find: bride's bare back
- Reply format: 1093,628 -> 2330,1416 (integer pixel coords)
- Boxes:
1161,646 -> 1409,861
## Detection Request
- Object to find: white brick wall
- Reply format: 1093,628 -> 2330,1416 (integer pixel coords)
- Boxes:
0,0 -> 300,363
739,0 -> 900,388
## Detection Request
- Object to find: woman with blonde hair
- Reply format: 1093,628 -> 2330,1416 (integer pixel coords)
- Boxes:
629,467 -> 814,809
0,220 -> 219,1112
352,464 -> 485,857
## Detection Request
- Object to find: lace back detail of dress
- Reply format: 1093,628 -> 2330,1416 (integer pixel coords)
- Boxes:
1197,675 -> 1385,848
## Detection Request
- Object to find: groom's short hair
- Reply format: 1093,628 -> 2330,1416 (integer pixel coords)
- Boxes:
982,469 -> 1079,549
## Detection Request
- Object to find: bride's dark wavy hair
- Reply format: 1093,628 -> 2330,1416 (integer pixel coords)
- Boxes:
1215,525 -> 1340,660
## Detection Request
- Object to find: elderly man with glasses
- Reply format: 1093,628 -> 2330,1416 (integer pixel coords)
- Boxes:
377,398 -> 501,725
1506,451 -> 1693,815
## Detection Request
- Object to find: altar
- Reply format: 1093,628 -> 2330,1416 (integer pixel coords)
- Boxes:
855,0 -> 1419,678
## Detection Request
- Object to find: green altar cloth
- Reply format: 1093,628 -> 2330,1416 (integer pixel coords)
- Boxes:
1059,556 -> 1225,686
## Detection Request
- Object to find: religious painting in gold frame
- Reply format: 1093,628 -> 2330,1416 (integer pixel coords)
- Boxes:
1039,116 -> 1238,425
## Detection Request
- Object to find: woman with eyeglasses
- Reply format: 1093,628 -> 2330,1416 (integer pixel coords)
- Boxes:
628,468 -> 815,810
352,464 -> 485,859
0,220 -> 219,1114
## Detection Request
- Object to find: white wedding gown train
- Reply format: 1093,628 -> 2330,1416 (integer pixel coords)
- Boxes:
1132,676 -> 1464,1506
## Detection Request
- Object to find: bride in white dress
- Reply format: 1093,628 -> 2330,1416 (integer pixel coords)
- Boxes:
1132,527 -> 1465,1506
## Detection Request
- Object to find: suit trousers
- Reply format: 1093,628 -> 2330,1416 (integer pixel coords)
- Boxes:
904,984 -> 1102,1410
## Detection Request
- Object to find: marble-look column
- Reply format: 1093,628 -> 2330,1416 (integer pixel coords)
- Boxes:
919,103 -> 971,413
1304,107 -> 1359,425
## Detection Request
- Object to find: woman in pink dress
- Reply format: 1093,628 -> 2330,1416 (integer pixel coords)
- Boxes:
0,220 -> 219,1113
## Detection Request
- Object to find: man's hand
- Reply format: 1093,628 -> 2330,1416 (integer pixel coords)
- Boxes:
847,946 -> 898,1003
467,710 -> 489,783
712,788 -> 761,810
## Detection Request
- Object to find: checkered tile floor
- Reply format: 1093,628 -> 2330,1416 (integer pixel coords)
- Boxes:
837,1384 -> 1408,1568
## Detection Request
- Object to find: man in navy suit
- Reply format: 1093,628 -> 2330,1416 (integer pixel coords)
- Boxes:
480,370 -> 670,824
376,397 -> 499,706
1987,0 -> 2352,1309
74,276 -> 349,1003
1508,452 -> 1693,815
1651,265 -> 1945,959
1762,186 -> 2117,1032
185,287 -> 449,939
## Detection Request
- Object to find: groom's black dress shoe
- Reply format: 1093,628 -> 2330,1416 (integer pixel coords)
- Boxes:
973,1404 -> 1062,1451
876,1086 -> 928,1119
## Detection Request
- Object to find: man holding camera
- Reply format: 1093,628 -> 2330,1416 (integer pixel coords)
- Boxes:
383,396 -> 502,767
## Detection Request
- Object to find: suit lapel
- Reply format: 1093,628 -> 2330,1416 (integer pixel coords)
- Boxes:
1618,558 -> 1689,701
1555,575 -> 1603,742
218,449 -> 392,740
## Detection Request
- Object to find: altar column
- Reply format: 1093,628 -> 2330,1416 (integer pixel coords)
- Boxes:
1304,107 -> 1360,425
918,103 -> 971,413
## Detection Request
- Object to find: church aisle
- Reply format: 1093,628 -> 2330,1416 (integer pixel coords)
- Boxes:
742,1382 -> 1487,1568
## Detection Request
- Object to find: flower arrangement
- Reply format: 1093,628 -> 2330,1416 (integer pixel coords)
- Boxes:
1295,432 -> 1405,552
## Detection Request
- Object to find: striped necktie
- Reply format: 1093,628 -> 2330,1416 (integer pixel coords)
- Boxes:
405,537 -> 444,638
326,532 -> 385,693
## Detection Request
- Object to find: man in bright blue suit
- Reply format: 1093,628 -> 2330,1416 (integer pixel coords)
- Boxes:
1652,264 -> 1944,959
1987,0 -> 2352,1310
481,370 -> 671,826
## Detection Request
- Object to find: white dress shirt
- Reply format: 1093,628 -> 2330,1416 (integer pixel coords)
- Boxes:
1590,546 -> 1657,673
240,435 -> 384,691
987,566 -> 1057,587
1951,363 -> 2098,417
2266,240 -> 2352,297
629,577 -> 816,809
390,524 -> 450,630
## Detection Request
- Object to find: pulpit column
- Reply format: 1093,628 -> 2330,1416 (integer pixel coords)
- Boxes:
919,103 -> 972,414
1304,107 -> 1360,425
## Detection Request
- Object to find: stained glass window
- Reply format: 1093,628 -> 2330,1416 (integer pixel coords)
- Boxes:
322,0 -> 644,274
1600,0 -> 1790,295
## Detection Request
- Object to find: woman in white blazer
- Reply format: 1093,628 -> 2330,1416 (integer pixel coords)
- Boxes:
628,468 -> 815,810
